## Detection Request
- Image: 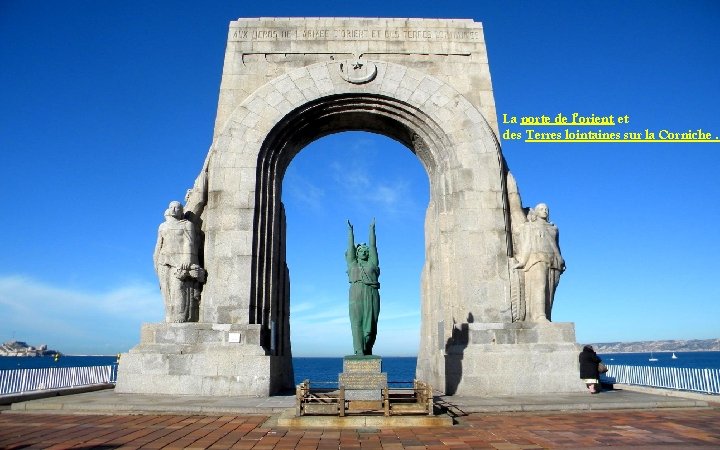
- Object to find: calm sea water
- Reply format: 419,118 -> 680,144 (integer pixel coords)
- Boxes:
2,352 -> 719,384
598,351 -> 720,369
0,355 -> 119,370
292,357 -> 417,386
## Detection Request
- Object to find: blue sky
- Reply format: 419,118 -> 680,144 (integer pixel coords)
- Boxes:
1,1 -> 719,356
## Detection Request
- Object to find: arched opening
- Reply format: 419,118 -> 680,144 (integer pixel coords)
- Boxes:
232,87 -> 510,392
192,59 -> 514,395
246,94 -> 455,390
282,131 -> 429,369
249,94 -> 447,351
117,27 -> 583,397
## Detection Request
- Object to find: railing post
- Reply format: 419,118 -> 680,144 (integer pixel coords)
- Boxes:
339,386 -> 345,417
605,364 -> 719,395
0,365 -> 118,396
20,368 -> 27,394
703,369 -> 711,394
383,386 -> 390,417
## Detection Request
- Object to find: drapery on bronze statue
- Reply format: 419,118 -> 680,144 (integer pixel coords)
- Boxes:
345,219 -> 380,355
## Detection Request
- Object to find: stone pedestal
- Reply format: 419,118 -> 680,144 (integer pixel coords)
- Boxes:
433,322 -> 586,395
339,356 -> 387,409
115,323 -> 294,396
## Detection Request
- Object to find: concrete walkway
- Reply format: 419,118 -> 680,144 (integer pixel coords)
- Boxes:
6,386 -> 712,415
10,388 -> 295,415
2,404 -> 720,449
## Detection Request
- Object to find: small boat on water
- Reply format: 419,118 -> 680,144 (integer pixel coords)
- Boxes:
672,352 -> 678,359
649,351 -> 658,362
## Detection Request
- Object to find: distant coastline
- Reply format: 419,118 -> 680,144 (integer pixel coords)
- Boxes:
0,340 -> 59,357
3,338 -> 718,357
590,338 -> 720,354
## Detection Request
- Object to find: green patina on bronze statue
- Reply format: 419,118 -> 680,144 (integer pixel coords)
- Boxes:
345,219 -> 380,355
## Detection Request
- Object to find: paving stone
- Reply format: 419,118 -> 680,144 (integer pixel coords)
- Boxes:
3,409 -> 720,449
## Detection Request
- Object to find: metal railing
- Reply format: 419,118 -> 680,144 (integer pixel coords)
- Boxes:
0,365 -> 117,396
605,364 -> 720,395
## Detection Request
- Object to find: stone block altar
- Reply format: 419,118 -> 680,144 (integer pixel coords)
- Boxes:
442,322 -> 581,395
339,356 -> 387,410
115,323 -> 293,396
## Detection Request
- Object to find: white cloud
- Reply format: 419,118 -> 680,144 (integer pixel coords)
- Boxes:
374,329 -> 420,356
378,310 -> 420,322
370,180 -> 418,216
0,274 -> 419,357
329,159 -> 417,216
0,275 -> 162,354
290,301 -> 316,314
289,293 -> 420,356
330,160 -> 371,192
291,301 -> 347,323
284,172 -> 325,211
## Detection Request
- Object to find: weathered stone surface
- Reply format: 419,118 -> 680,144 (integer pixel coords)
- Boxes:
512,203 -> 565,323
339,373 -> 387,390
154,201 -> 205,323
339,355 -> 387,401
345,390 -> 383,401
119,17 -> 581,398
277,409 -> 453,427
468,322 -> 576,345
116,322 -> 289,396
343,355 -> 382,373
116,349 -> 290,396
436,322 -> 585,395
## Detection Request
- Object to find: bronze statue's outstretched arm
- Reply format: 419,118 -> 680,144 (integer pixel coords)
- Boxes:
368,218 -> 378,266
346,220 -> 356,264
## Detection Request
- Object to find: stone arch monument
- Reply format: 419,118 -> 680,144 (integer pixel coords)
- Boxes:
116,18 -> 583,396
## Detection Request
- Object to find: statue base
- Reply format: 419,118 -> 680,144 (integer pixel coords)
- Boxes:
417,322 -> 586,395
339,355 -> 387,403
115,322 -> 294,396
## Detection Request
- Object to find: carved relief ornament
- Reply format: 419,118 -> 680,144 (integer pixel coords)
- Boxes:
339,59 -> 378,84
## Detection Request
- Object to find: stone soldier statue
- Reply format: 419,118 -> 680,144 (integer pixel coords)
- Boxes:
345,219 -> 380,355
513,203 -> 565,322
153,201 -> 206,323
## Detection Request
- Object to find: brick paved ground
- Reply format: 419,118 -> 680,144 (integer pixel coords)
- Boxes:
1,408 -> 719,449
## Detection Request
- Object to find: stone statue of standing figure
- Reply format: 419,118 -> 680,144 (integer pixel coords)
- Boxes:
346,219 -> 380,355
513,203 -> 565,322
154,201 -> 206,323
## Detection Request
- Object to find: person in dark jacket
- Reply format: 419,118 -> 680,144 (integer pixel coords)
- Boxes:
579,345 -> 602,393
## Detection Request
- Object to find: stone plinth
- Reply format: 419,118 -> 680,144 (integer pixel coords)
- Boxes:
115,323 -> 294,396
277,409 -> 453,428
339,355 -> 387,402
432,322 -> 586,395
343,356 -> 382,373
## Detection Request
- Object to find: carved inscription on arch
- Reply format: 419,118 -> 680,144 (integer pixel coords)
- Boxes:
231,28 -> 482,42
